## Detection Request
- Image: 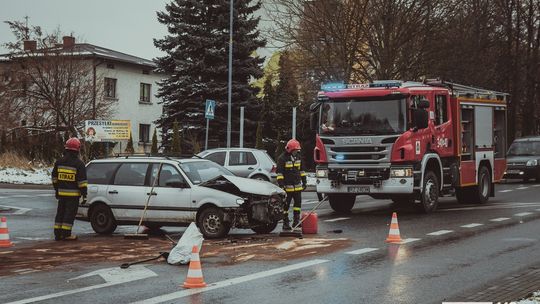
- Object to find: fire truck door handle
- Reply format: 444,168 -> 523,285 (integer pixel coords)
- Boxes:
108,190 -> 118,194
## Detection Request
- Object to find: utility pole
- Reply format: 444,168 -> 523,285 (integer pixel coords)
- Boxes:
226,0 -> 234,148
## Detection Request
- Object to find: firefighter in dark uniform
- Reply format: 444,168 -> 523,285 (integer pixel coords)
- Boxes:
276,139 -> 307,231
51,138 -> 87,241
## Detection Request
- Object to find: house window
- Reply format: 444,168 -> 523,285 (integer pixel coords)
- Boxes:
140,83 -> 151,103
104,78 -> 117,98
139,124 -> 150,143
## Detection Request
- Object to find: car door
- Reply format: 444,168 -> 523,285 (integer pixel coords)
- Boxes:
227,151 -> 258,177
146,163 -> 195,224
107,162 -> 151,221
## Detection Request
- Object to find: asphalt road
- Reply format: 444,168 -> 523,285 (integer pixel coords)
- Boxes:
2,180 -> 540,303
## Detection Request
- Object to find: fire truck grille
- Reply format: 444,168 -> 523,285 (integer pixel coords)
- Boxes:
328,145 -> 389,164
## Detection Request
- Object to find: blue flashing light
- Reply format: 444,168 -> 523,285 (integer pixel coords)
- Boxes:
369,81 -> 402,88
335,154 -> 345,161
321,82 -> 346,92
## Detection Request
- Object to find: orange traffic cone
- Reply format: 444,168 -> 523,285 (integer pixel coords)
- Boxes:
182,245 -> 207,288
0,217 -> 13,248
385,212 -> 403,244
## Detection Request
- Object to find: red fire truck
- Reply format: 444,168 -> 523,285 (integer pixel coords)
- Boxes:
310,80 -> 508,213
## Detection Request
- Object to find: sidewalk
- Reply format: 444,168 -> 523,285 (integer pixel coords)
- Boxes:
460,264 -> 540,302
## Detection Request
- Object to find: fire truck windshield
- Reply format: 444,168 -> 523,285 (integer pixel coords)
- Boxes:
320,98 -> 407,136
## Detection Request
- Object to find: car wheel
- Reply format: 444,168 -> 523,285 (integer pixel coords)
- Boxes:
197,207 -> 231,239
455,187 -> 473,204
251,174 -> 269,182
90,204 -> 117,234
251,221 -> 278,234
471,166 -> 491,204
328,194 -> 356,213
415,171 -> 439,213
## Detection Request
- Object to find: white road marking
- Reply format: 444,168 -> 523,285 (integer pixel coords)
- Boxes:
461,223 -> 483,228
516,187 -> 529,190
490,217 -> 511,222
132,259 -> 330,304
498,189 -> 513,193
36,194 -> 53,197
399,238 -> 421,244
0,205 -> 31,215
440,203 -> 540,212
6,265 -> 157,304
17,237 -> 51,241
514,212 -> 533,217
346,248 -> 379,255
324,217 -> 350,222
533,185 -> 540,187
427,230 -> 453,236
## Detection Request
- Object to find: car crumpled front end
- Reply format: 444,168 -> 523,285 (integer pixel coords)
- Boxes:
200,175 -> 286,229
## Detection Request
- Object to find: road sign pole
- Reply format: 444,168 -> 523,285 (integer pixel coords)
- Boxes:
205,119 -> 209,151
239,106 -> 244,148
292,107 -> 297,139
227,0 -> 234,148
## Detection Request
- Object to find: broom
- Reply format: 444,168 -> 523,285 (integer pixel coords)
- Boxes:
279,195 -> 329,238
124,166 -> 160,240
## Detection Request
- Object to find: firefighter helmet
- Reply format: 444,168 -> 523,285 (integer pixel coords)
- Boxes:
65,138 -> 81,152
285,139 -> 301,153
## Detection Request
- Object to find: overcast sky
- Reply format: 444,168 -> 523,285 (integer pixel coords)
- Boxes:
0,0 -> 274,60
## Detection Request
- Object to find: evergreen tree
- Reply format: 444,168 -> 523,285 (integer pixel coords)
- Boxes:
154,0 -> 265,147
171,120 -> 182,155
151,129 -> 158,154
255,121 -> 263,149
125,134 -> 135,154
273,51 -> 299,143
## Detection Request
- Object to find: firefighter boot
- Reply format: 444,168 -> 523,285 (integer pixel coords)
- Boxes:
282,216 -> 292,231
63,234 -> 78,241
292,212 -> 301,230
54,228 -> 64,241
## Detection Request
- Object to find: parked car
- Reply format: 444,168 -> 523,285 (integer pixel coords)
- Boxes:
504,136 -> 540,182
197,148 -> 277,183
77,157 -> 286,238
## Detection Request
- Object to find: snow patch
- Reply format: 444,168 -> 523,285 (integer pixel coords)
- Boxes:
0,167 -> 52,185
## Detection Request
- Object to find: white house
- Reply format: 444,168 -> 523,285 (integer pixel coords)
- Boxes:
1,36 -> 165,154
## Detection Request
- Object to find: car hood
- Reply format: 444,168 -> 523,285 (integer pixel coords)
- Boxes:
507,156 -> 539,165
200,175 -> 285,196
222,175 -> 285,196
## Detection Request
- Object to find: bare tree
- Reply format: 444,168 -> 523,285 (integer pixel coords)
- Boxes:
1,20 -> 112,138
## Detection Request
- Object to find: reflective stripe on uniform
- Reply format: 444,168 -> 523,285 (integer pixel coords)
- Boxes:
285,161 -> 293,168
294,160 -> 301,168
61,225 -> 72,231
58,189 -> 81,197
276,174 -> 284,180
78,180 -> 88,188
300,171 -> 307,177
58,166 -> 77,174
54,224 -> 62,229
293,207 -> 301,212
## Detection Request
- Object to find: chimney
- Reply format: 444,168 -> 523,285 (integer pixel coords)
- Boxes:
62,36 -> 75,49
23,40 -> 37,52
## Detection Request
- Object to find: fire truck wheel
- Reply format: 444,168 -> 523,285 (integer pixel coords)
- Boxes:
473,166 -> 491,204
416,171 -> 439,213
328,194 -> 356,213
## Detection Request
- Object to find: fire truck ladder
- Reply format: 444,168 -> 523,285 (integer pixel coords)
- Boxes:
425,79 -> 508,102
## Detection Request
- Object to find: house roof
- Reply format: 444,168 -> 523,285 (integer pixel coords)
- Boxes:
0,43 -> 156,68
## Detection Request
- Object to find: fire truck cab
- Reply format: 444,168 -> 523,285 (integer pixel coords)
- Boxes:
310,80 -> 508,213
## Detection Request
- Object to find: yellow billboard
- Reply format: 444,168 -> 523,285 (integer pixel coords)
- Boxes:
85,120 -> 131,142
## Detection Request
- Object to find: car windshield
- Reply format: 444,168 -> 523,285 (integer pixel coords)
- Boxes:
507,141 -> 540,156
179,161 -> 234,184
320,98 -> 407,136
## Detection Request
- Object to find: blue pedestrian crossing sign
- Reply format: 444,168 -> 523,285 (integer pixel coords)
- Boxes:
205,99 -> 215,120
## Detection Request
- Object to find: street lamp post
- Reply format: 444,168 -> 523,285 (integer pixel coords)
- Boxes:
227,0 -> 234,148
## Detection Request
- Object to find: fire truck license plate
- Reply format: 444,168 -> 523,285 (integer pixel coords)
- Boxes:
347,186 -> 370,193
506,170 -> 521,174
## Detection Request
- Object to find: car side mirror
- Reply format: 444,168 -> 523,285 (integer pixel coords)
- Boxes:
166,179 -> 188,188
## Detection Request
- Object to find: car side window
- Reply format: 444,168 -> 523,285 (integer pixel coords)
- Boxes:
159,164 -> 186,187
204,152 -> 226,166
229,151 -> 257,166
113,163 -> 149,186
87,163 -> 119,184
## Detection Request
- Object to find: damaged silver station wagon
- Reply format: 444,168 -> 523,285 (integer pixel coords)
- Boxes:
76,156 -> 286,238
